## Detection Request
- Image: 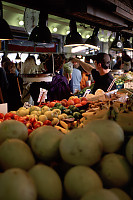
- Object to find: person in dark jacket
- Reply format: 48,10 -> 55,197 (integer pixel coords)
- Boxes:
0,67 -> 8,104
3,61 -> 23,111
30,54 -> 71,105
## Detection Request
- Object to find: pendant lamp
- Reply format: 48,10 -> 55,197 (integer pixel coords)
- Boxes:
85,27 -> 100,50
110,32 -> 123,51
123,36 -> 133,50
29,10 -> 52,43
0,1 -> 13,40
64,20 -> 84,47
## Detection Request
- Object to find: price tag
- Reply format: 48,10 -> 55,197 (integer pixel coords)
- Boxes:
37,88 -> 48,103
83,89 -> 91,97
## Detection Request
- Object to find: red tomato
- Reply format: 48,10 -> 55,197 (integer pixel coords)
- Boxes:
67,100 -> 75,106
81,101 -> 87,106
43,120 -> 52,126
73,98 -> 81,104
0,113 -> 4,119
80,97 -> 88,101
75,103 -> 82,107
28,129 -> 33,135
18,117 -> 26,124
4,112 -> 14,119
33,121 -> 42,129
30,117 -> 37,124
13,114 -> 19,120
26,121 -> 33,129
49,101 -> 56,107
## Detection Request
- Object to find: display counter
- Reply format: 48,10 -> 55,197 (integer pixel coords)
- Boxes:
20,73 -> 53,83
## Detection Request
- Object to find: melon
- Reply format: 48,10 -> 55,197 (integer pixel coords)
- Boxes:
0,119 -> 28,144
97,153 -> 132,187
29,126 -> 62,162
84,119 -> 124,153
110,188 -> 132,200
64,165 -> 103,200
0,138 -> 35,170
0,168 -> 37,200
81,188 -> 119,200
59,128 -> 103,166
125,136 -> 133,166
29,164 -> 62,200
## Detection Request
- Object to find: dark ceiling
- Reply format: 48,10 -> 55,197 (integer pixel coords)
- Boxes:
4,0 -> 133,36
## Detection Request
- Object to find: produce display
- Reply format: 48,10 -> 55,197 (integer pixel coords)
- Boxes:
0,87 -> 133,199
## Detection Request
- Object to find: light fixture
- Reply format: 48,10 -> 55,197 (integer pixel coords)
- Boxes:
64,20 -> 84,47
29,10 -> 52,43
110,32 -> 123,51
0,1 -> 13,40
85,27 -> 100,50
123,35 -> 133,50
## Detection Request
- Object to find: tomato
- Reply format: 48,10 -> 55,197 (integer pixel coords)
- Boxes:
75,103 -> 82,107
33,121 -> 42,129
43,120 -> 52,126
0,113 -> 4,119
13,114 -> 19,120
18,117 -> 26,124
80,97 -> 88,101
4,112 -> 14,119
73,98 -> 81,104
49,101 -> 56,107
28,129 -> 33,135
81,101 -> 87,106
26,121 -> 33,129
30,117 -> 37,124
67,100 -> 74,106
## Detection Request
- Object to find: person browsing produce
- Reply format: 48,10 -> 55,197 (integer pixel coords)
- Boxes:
72,53 -> 116,94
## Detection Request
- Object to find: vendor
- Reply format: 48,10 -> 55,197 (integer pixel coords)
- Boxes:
72,53 -> 116,94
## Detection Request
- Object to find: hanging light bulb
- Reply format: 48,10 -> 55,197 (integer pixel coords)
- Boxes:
123,35 -> 133,50
64,20 -> 84,47
85,27 -> 100,50
110,32 -> 123,51
29,10 -> 52,43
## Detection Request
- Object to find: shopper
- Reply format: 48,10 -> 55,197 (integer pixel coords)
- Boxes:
21,55 -> 38,74
69,60 -> 82,93
122,51 -> 132,72
72,52 -> 116,94
0,67 -> 8,104
30,54 -> 71,104
3,61 -> 23,111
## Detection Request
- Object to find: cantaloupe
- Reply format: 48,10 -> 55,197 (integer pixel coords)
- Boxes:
64,165 -> 103,200
97,153 -> 132,187
0,168 -> 37,200
0,138 -> 35,170
81,188 -> 119,200
29,126 -> 62,162
125,136 -> 133,166
84,119 -> 124,153
0,119 -> 28,144
110,188 -> 132,200
29,164 -> 62,200
59,128 -> 103,166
